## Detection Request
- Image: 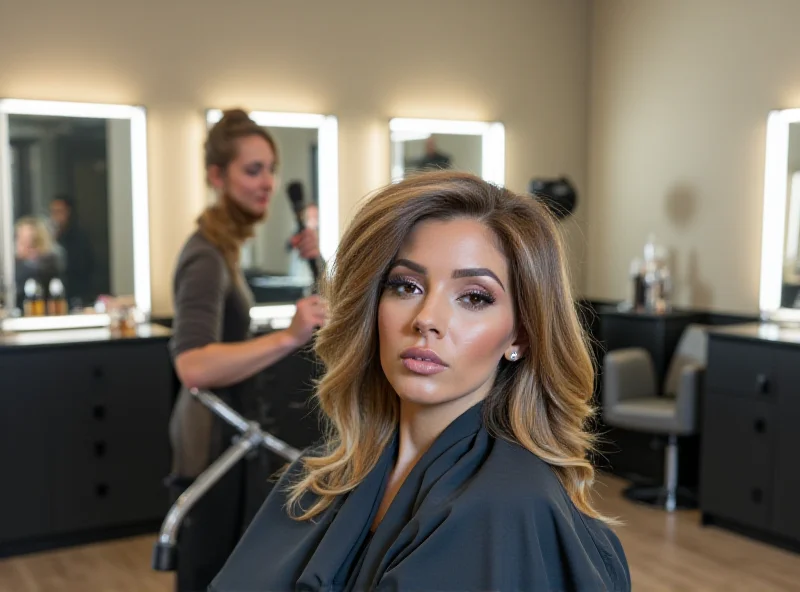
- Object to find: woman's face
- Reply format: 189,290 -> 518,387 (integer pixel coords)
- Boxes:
15,224 -> 38,261
210,135 -> 276,217
378,218 -> 523,415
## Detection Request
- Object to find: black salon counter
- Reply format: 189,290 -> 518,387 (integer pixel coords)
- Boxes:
0,322 -> 172,349
706,321 -> 800,346
0,323 -> 175,557
700,322 -> 800,552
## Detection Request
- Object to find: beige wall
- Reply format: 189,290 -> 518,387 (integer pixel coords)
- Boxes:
0,0 -> 591,316
587,0 -> 800,315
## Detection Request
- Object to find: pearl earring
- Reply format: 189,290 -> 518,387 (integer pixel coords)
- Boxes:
509,351 -> 518,361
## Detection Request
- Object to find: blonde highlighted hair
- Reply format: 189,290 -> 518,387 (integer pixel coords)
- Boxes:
15,216 -> 55,254
288,171 -> 608,522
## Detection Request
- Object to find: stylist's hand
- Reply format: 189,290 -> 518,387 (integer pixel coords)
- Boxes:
286,295 -> 327,347
290,228 -> 321,260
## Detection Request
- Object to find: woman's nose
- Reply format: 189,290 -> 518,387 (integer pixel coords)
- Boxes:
412,292 -> 449,337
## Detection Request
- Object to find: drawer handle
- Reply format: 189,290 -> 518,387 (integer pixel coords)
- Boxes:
96,483 -> 109,498
93,405 -> 106,420
751,488 -> 763,504
94,441 -> 107,457
755,374 -> 770,394
754,419 -> 766,434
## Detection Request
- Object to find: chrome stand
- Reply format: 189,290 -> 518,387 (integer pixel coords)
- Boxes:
151,388 -> 300,571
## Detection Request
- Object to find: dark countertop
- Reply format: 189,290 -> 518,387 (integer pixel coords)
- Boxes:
709,322 -> 800,347
596,305 -> 704,320
0,323 -> 172,349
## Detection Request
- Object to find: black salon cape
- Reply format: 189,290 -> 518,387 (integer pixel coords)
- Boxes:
209,403 -> 631,592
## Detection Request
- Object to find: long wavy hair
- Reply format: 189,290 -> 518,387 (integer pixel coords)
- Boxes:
288,171 -> 608,522
198,108 -> 279,277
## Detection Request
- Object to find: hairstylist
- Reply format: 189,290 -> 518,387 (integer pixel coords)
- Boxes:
167,108 -> 326,592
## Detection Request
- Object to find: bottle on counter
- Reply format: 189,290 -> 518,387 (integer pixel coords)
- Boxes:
23,278 -> 45,317
629,257 -> 646,310
654,245 -> 672,313
47,278 -> 68,316
642,233 -> 673,313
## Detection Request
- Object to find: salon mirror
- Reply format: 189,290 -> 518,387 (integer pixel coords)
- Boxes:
760,109 -> 800,322
0,99 -> 150,330
389,118 -> 505,185
205,110 -> 338,316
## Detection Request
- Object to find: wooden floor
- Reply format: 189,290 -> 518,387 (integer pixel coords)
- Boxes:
1,474 -> 798,591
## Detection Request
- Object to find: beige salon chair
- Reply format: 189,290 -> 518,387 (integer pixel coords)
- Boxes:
602,324 -> 708,511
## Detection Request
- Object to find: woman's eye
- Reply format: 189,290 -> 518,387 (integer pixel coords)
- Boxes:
384,277 -> 421,297
459,291 -> 496,310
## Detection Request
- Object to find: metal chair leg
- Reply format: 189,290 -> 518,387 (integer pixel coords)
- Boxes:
664,434 -> 678,512
621,433 -> 696,511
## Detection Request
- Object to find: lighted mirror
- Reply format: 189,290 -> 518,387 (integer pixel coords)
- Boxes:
205,109 -> 338,326
389,117 -> 505,185
760,109 -> 800,322
0,99 -> 150,330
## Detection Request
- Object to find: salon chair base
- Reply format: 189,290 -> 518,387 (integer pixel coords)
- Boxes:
623,484 -> 697,511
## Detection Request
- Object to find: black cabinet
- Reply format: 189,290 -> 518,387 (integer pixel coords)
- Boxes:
0,326 -> 173,554
0,354 -> 63,543
700,324 -> 800,549
700,394 -> 774,530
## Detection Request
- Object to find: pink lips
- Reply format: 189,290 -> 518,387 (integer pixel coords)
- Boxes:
400,347 -> 448,376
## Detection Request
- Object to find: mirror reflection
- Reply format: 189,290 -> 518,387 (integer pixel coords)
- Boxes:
241,126 -> 319,303
392,133 -> 483,178
206,109 -> 338,308
389,118 -> 504,186
784,122 -> 800,309
4,113 -> 135,314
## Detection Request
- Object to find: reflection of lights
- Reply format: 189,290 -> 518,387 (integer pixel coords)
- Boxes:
390,117 -> 494,135
483,122 -> 505,186
249,304 -> 295,330
205,109 -> 339,264
786,172 -> 800,261
249,304 -> 296,320
388,117 -> 505,186
318,116 -> 339,264
761,108 -> 800,319
207,109 -> 327,129
390,131 -> 432,142
0,99 -> 145,120
2,313 -> 110,332
0,98 -> 151,321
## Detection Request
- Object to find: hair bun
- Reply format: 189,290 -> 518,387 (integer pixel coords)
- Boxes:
204,107 -> 277,171
219,108 -> 252,127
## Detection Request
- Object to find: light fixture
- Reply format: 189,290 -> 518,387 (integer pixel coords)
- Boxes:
1,313 -> 111,333
388,117 -> 505,186
0,98 -> 151,331
760,108 -> 800,322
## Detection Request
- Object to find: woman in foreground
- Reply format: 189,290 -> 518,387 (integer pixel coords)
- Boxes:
210,171 -> 630,591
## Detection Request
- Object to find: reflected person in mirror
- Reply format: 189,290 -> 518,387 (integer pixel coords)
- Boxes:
168,108 -> 326,592
49,194 -> 95,307
414,135 -> 452,171
211,171 -> 630,592
13,216 -> 63,309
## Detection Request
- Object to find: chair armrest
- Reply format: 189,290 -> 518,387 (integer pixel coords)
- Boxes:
674,362 -> 705,433
602,348 -> 657,407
